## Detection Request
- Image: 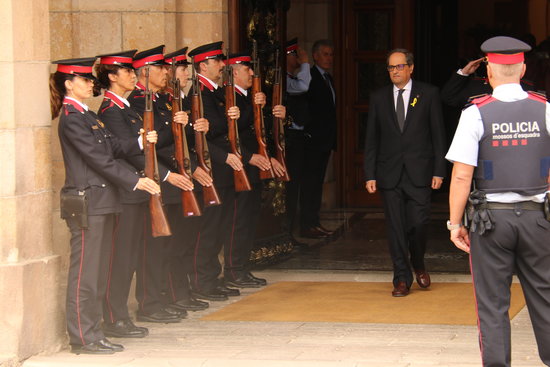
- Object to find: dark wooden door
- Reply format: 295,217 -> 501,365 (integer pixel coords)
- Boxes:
335,0 -> 414,207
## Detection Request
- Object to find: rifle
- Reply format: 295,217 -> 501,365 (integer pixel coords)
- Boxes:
252,40 -> 275,180
224,53 -> 252,192
170,62 -> 201,217
272,49 -> 291,182
190,65 -> 221,207
143,67 -> 172,237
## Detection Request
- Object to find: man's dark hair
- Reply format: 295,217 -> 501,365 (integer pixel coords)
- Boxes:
312,39 -> 333,55
387,48 -> 414,65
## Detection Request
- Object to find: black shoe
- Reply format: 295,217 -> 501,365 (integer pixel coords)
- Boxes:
225,275 -> 262,288
70,342 -> 115,355
247,272 -> 267,286
216,285 -> 240,297
300,227 -> 329,239
164,306 -> 187,318
126,318 -> 149,334
192,289 -> 229,301
103,319 -> 148,338
136,309 -> 181,323
97,338 -> 124,352
315,225 -> 334,235
170,298 -> 209,311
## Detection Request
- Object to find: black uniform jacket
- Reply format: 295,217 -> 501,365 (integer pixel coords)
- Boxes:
364,80 -> 447,189
183,76 -> 233,188
306,65 -> 337,151
58,99 -> 140,215
128,83 -> 180,204
235,89 -> 260,184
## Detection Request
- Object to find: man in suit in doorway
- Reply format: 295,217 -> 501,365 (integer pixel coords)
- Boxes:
364,48 -> 446,297
301,39 -> 337,239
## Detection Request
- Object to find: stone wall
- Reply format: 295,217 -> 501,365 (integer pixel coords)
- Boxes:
0,0 -> 63,365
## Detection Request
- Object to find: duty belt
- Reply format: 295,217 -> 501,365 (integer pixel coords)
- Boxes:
486,201 -> 544,211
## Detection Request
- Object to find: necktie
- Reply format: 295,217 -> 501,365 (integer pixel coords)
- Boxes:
324,72 -> 335,103
396,89 -> 405,131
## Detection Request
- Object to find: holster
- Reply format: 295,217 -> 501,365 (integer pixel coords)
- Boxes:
467,189 -> 495,235
545,192 -> 550,222
60,188 -> 88,229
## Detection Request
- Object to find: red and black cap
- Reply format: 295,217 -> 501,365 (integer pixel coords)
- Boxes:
188,41 -> 225,63
286,38 -> 298,55
52,57 -> 97,80
227,52 -> 252,67
165,47 -> 190,65
97,50 -> 136,69
133,45 -> 167,69
481,36 -> 532,65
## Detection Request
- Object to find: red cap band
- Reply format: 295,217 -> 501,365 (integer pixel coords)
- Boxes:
286,44 -> 298,53
100,56 -> 133,65
193,49 -> 223,63
133,54 -> 165,69
57,64 -> 93,74
486,52 -> 524,65
228,56 -> 251,65
165,54 -> 188,64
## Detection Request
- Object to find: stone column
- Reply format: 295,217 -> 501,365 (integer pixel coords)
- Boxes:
0,0 -> 64,364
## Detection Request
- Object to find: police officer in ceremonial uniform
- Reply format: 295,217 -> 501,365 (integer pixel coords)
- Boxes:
224,52 -> 286,287
127,45 -> 192,323
447,36 -> 550,367
161,47 -> 210,312
184,42 -> 242,301
50,57 -> 160,354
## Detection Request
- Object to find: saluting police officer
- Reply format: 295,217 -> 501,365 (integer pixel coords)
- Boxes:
447,36 -> 550,367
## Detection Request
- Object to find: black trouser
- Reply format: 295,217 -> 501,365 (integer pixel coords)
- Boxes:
379,170 -> 431,287
300,146 -> 331,230
66,214 -> 114,345
285,130 -> 306,233
191,187 -> 235,292
165,208 -> 201,303
103,202 -> 147,323
470,208 -> 550,367
224,183 -> 263,280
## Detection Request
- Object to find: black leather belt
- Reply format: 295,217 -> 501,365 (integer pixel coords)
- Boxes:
487,201 -> 544,211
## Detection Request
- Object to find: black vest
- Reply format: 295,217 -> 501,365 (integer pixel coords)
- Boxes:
474,93 -> 550,195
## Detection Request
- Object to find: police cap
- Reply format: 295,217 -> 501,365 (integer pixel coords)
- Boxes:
481,36 -> 532,65
97,50 -> 136,69
188,41 -> 225,63
165,47 -> 190,65
52,57 -> 97,80
133,45 -> 167,69
286,37 -> 298,55
227,52 -> 252,67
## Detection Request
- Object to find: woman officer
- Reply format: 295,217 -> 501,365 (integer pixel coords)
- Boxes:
50,57 -> 160,354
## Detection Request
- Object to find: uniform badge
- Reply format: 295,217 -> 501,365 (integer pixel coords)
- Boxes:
96,119 -> 105,128
166,103 -> 172,111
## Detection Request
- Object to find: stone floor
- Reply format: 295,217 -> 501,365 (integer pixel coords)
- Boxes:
22,210 -> 546,367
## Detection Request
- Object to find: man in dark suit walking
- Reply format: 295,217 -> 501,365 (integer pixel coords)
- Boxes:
364,49 -> 446,297
301,39 -> 337,238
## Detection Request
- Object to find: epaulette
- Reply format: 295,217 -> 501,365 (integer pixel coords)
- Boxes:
462,93 -> 491,110
527,90 -> 547,103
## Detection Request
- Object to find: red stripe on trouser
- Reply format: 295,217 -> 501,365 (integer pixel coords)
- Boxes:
469,252 -> 485,366
76,229 -> 86,345
139,213 -> 147,310
104,215 -> 120,323
229,198 -> 238,279
192,232 -> 201,290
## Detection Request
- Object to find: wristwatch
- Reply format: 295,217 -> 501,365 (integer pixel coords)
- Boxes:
446,220 -> 462,231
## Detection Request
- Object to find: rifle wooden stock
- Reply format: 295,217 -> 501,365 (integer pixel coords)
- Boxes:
170,79 -> 201,217
225,67 -> 252,192
190,75 -> 221,207
252,77 -> 275,180
143,87 -> 172,237
272,71 -> 291,182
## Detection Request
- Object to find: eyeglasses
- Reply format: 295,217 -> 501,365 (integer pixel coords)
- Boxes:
387,64 -> 408,71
